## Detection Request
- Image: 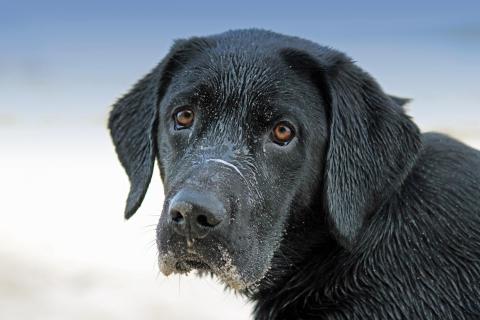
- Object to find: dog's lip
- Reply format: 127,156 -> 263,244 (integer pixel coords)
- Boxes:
159,252 -> 213,275
158,247 -> 256,291
175,255 -> 212,273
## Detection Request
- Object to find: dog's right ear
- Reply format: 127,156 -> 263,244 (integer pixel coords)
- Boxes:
108,38 -> 209,219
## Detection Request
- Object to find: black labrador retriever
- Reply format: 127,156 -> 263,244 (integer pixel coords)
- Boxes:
109,29 -> 480,319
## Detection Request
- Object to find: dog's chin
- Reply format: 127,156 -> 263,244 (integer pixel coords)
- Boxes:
158,251 -> 264,292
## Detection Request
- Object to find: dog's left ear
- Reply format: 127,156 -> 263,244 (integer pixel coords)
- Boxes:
109,38 -> 209,219
281,48 -> 422,248
388,95 -> 411,107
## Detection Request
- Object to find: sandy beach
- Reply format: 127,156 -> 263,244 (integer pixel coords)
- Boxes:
0,125 -> 252,320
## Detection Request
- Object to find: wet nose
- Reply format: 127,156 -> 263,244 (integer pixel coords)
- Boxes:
168,190 -> 226,240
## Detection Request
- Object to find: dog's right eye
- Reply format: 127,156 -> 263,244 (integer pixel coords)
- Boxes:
174,108 -> 194,130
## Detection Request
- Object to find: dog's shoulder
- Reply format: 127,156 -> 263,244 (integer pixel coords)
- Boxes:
421,131 -> 480,159
395,131 -> 480,227
416,132 -> 480,189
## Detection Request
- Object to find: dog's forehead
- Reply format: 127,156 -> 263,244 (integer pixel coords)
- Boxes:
173,48 -> 303,119
164,42 -> 325,137
197,50 -> 284,100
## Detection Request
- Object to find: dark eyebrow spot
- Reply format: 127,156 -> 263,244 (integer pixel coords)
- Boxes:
191,83 -> 216,105
163,83 -> 215,112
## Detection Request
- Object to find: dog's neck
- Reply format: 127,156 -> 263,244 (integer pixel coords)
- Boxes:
248,157 -> 423,319
249,200 -> 343,319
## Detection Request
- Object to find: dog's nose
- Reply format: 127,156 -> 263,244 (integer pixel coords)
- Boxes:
168,190 -> 226,240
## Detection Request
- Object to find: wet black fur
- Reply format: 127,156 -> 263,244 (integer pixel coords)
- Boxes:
109,29 -> 480,319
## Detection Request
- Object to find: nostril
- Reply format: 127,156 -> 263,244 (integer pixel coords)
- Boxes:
196,214 -> 218,228
170,209 -> 185,224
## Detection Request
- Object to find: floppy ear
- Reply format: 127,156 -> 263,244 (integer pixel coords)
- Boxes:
108,38 -> 206,219
281,48 -> 422,247
387,95 -> 411,107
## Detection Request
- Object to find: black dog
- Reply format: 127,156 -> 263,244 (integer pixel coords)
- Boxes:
109,29 -> 480,319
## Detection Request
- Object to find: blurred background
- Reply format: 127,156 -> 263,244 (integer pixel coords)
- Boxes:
1,1 -> 479,319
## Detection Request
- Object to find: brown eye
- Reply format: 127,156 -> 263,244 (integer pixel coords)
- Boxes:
174,108 -> 194,129
272,122 -> 295,145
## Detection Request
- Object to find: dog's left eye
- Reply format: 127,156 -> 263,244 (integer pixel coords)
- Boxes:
174,108 -> 194,130
272,122 -> 295,146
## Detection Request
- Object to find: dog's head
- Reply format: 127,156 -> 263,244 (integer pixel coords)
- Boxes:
109,29 -> 421,291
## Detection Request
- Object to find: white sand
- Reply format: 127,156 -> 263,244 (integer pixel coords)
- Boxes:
0,125 -> 252,320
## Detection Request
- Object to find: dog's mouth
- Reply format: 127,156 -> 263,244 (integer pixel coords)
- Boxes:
159,247 -> 256,291
159,251 -> 213,275
175,256 -> 212,273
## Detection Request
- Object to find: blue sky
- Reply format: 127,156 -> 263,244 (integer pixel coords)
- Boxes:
1,0 -> 479,128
